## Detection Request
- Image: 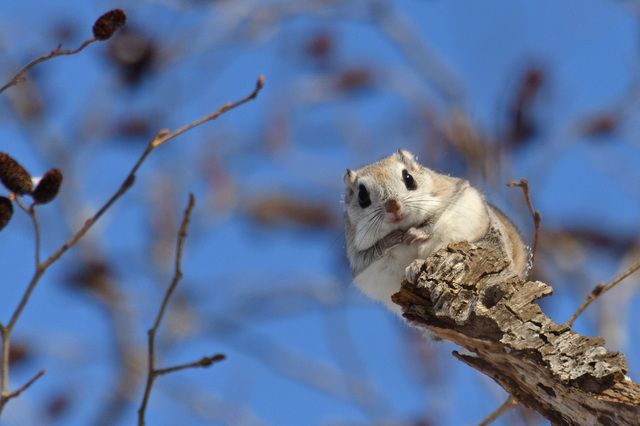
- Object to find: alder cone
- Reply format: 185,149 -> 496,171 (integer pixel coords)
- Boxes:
92,9 -> 127,41
32,168 -> 63,204
0,152 -> 32,195
0,196 -> 13,231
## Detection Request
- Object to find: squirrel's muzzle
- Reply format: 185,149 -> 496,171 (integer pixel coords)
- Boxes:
385,199 -> 400,213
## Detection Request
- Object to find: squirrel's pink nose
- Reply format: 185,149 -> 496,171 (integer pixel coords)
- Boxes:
385,199 -> 400,213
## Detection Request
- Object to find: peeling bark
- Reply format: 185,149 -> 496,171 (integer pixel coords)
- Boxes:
391,237 -> 640,426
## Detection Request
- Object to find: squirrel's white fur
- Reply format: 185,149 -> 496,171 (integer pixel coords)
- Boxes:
344,150 -> 527,315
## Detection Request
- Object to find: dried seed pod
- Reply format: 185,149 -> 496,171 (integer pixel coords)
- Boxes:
92,9 -> 126,41
0,196 -> 13,231
0,152 -> 33,194
32,168 -> 63,204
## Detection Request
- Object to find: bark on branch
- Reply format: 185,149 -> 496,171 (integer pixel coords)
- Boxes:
391,238 -> 640,426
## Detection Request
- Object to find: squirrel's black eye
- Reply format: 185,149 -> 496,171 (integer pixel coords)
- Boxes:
402,169 -> 417,190
358,184 -> 371,208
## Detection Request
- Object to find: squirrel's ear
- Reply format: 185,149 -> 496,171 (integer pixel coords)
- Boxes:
344,169 -> 356,186
396,149 -> 418,169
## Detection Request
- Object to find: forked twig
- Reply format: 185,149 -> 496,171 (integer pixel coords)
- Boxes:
0,38 -> 98,95
565,257 -> 640,327
0,75 -> 264,415
5,370 -> 45,400
137,194 -> 225,426
508,178 -> 542,263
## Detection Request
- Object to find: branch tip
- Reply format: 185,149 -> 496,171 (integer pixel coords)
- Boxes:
507,177 -> 541,265
256,74 -> 266,90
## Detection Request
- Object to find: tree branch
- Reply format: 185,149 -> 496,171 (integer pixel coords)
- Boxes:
151,74 -> 265,148
0,38 -> 98,95
0,362 -> 45,412
508,178 -> 541,263
392,233 -> 640,425
5,73 -> 264,332
5,370 -> 45,400
155,354 -> 226,377
137,194 -> 226,426
13,198 -> 41,268
565,257 -> 640,327
0,75 -> 264,416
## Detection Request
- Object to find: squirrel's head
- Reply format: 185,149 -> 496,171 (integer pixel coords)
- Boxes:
343,150 -> 442,251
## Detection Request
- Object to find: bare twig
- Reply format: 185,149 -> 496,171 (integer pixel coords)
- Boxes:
13,199 -> 41,267
508,178 -> 542,263
565,257 -> 640,327
137,194 -> 225,426
0,327 -> 7,398
0,75 -> 264,415
151,74 -> 265,148
478,396 -> 517,426
155,354 -> 226,376
0,38 -> 97,95
0,332 -> 45,412
5,370 -> 45,400
151,193 -> 195,336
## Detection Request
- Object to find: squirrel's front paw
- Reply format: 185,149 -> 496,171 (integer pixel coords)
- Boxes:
405,259 -> 426,282
382,229 -> 405,255
403,227 -> 430,245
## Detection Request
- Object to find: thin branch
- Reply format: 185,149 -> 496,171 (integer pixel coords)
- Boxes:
151,193 -> 195,336
151,74 -> 265,148
4,145 -> 149,334
565,257 -> 640,327
0,327 -> 8,398
507,178 -> 542,264
478,396 -> 517,426
5,75 -> 264,332
0,76 -> 264,416
14,198 -> 41,268
0,367 -> 45,412
155,354 -> 226,376
29,206 -> 41,268
138,194 -> 225,426
6,369 -> 45,400
0,38 -> 97,95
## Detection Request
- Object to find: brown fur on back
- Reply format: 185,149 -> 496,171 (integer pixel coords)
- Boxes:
490,205 -> 529,278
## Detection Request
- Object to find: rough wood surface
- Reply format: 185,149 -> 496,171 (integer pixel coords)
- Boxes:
391,238 -> 640,426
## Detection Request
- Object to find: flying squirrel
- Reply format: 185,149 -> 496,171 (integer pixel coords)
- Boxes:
344,150 -> 529,315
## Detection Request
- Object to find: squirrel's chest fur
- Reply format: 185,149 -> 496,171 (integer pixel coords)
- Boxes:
353,244 -> 419,315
